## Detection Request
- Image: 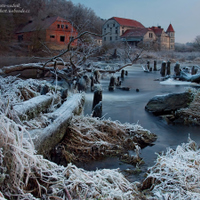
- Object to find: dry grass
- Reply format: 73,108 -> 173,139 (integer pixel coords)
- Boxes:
176,89 -> 200,125
142,137 -> 200,199
58,116 -> 157,165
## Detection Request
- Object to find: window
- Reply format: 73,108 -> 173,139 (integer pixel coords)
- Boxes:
122,30 -> 124,34
110,37 -> 112,41
61,25 -> 64,29
18,35 -> 23,42
115,36 -> 118,40
115,29 -> 118,34
57,24 -> 60,28
66,25 -> 68,29
60,36 -> 65,42
149,33 -> 153,38
104,37 -> 106,41
107,24 -> 109,28
50,35 -> 55,38
113,23 -> 115,27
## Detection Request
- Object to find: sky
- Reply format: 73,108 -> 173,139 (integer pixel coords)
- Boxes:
70,0 -> 200,44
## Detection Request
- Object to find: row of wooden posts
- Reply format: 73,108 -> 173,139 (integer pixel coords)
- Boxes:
92,69 -> 128,118
146,60 -> 198,77
91,60 -> 199,118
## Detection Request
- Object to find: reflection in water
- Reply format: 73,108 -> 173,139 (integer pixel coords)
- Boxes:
83,64 -> 200,181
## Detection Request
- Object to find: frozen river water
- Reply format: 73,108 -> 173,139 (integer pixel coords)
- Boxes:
83,63 -> 200,181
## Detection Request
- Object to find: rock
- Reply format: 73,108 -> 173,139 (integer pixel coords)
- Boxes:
145,92 -> 193,115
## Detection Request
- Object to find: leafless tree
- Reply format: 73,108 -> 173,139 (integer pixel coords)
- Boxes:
194,35 -> 200,51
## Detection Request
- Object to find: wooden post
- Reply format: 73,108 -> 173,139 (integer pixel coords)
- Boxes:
174,62 -> 180,76
92,88 -> 102,118
147,61 -> 150,70
108,76 -> 116,91
153,60 -> 157,71
167,61 -> 171,75
90,76 -> 94,91
160,61 -> 166,77
191,66 -> 198,75
121,69 -> 125,79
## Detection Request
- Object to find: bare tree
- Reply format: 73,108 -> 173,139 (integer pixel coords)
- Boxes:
193,35 -> 200,51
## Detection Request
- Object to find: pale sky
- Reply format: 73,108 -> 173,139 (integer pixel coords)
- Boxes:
70,0 -> 200,44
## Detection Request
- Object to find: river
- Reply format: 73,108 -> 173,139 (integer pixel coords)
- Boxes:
1,57 -> 200,182
83,62 -> 200,182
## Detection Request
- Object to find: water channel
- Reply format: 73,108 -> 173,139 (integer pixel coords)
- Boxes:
83,62 -> 200,182
1,58 -> 200,182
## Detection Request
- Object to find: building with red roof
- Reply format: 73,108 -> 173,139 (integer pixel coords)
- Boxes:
16,16 -> 78,50
102,17 -> 175,50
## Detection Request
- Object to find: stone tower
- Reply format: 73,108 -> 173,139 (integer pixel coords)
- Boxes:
166,24 -> 175,50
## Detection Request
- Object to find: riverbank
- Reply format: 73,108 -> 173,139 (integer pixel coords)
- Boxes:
1,56 -> 200,199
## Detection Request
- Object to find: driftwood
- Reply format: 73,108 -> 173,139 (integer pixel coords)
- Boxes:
28,93 -> 85,156
179,70 -> 200,83
13,94 -> 60,120
0,63 -> 51,75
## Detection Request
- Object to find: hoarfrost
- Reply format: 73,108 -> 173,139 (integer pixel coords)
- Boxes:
144,137 -> 200,199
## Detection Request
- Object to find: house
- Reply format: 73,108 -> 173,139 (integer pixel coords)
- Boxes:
16,16 -> 78,50
102,17 -> 145,43
93,36 -> 103,46
102,17 -> 175,50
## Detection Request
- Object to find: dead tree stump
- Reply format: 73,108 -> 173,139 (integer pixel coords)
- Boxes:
153,60 -> 157,71
167,61 -> 171,75
121,69 -> 125,79
160,61 -> 166,77
191,66 -> 198,75
147,61 -> 150,70
90,76 -> 94,91
109,76 -> 116,91
92,101 -> 102,118
174,62 -> 181,76
92,88 -> 102,118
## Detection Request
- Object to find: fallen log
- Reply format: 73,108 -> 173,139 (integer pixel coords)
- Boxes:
0,63 -> 51,75
29,93 -> 85,156
179,71 -> 200,83
13,94 -> 60,120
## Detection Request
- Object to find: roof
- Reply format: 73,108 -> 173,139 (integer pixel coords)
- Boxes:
110,17 -> 145,28
150,26 -> 164,36
16,16 -> 70,33
166,24 -> 175,32
121,28 -> 150,38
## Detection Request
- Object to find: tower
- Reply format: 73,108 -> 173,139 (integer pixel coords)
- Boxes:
166,24 -> 175,50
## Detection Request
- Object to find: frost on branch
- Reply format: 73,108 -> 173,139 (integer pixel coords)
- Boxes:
0,100 -> 145,199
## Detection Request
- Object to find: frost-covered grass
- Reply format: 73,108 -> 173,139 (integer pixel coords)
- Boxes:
1,76 -> 200,199
143,137 -> 200,199
0,98 -> 144,199
60,115 -> 156,164
0,76 -> 145,199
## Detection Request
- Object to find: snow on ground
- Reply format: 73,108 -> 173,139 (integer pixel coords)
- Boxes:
160,78 -> 200,86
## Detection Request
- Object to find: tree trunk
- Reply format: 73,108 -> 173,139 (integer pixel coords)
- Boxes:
13,95 -> 60,120
28,93 -> 85,156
